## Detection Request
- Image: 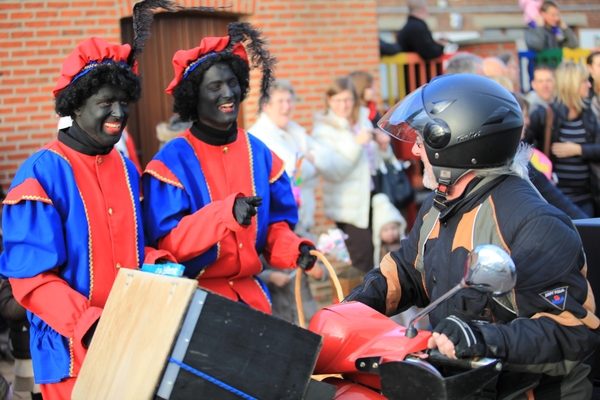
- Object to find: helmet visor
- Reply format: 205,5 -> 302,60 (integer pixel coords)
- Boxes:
377,87 -> 429,143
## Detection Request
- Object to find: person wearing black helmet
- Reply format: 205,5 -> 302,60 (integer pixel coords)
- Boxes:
345,74 -> 599,398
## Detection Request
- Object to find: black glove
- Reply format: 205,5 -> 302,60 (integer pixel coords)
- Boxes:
233,196 -> 262,225
82,319 -> 99,349
297,244 -> 317,271
433,315 -> 487,358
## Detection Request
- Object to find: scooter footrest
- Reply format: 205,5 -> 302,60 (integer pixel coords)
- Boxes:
379,358 -> 502,400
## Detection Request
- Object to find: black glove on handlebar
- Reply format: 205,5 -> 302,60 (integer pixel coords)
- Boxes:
297,244 -> 317,271
233,196 -> 263,225
433,315 -> 487,358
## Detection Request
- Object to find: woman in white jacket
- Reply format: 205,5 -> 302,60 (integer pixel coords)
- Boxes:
312,76 -> 393,273
249,79 -> 328,324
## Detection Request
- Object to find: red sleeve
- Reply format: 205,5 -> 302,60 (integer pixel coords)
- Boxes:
269,150 -> 286,184
158,192 -> 247,262
124,132 -> 142,175
3,178 -> 52,206
143,248 -> 177,265
9,273 -> 102,346
144,159 -> 183,189
262,221 -> 314,270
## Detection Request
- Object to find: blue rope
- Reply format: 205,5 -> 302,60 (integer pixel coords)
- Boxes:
168,357 -> 257,400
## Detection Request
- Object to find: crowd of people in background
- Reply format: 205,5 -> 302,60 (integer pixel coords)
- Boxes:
1,0 -> 599,397
432,49 -> 600,220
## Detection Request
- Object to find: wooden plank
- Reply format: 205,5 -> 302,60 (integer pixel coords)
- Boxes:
161,291 -> 323,400
73,269 -> 198,400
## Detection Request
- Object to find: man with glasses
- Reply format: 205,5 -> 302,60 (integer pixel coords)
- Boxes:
345,74 -> 599,399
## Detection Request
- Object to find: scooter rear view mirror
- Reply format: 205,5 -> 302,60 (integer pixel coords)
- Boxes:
405,244 -> 516,338
463,243 -> 517,295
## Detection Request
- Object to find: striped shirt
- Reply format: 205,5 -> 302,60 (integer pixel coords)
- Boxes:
554,118 -> 592,204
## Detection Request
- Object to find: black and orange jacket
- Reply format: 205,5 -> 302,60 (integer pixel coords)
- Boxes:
347,174 -> 600,393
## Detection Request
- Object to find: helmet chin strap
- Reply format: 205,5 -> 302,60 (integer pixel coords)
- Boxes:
433,179 -> 451,211
431,169 -> 472,211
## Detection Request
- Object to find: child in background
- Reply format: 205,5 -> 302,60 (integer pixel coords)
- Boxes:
519,0 -> 543,28
371,193 -> 407,267
522,0 -> 570,46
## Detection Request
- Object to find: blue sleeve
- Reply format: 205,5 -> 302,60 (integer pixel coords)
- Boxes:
1,200 -> 66,279
268,172 -> 299,228
142,175 -> 191,248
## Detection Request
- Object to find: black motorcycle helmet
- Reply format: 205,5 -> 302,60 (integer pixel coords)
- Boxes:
378,74 -> 523,187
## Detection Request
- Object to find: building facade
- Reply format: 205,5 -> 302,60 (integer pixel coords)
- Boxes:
0,0 -> 380,186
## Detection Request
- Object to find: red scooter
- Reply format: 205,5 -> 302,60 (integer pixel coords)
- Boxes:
305,244 -> 516,400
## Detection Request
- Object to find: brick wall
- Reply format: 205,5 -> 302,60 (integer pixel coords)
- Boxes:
1,1 -> 121,189
243,0 -> 380,130
0,0 -> 380,193
1,1 -> 379,306
377,0 -> 600,33
459,42 -> 517,58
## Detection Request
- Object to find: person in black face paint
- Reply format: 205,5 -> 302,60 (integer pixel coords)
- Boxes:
0,2 -> 181,398
142,22 -> 317,314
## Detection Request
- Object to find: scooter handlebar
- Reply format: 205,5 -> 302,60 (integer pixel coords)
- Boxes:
425,349 -> 502,370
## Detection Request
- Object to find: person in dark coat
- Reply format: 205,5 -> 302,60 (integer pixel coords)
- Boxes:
396,0 -> 448,60
347,74 -> 600,399
525,0 -> 578,52
0,280 -> 42,399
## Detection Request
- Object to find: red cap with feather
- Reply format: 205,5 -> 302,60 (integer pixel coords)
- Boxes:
165,36 -> 248,95
53,37 -> 138,98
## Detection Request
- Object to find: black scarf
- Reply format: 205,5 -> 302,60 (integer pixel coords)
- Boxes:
57,121 -> 114,156
439,175 -> 508,222
191,120 -> 238,146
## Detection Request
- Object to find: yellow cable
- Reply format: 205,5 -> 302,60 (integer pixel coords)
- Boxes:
295,250 -> 345,328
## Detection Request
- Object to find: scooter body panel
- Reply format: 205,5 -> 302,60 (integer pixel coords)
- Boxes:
308,302 -> 431,375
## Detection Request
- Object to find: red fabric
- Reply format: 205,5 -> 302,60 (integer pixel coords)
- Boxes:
158,192 -> 246,263
186,130 -> 259,279
368,101 -> 378,122
165,36 -> 248,94
262,221 -> 313,270
40,377 -> 77,400
156,130 -> 273,311
269,151 -> 285,183
11,272 -> 101,380
9,143 -> 139,342
143,247 -> 177,264
3,177 -> 52,205
145,159 -> 183,189
151,130 -> 310,313
53,37 -> 137,98
124,131 -> 142,175
55,142 -> 140,308
10,273 -> 97,339
198,276 -> 271,313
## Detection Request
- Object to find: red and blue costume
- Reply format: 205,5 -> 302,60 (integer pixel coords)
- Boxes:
0,140 -> 144,384
143,128 -> 310,314
0,33 -> 173,400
